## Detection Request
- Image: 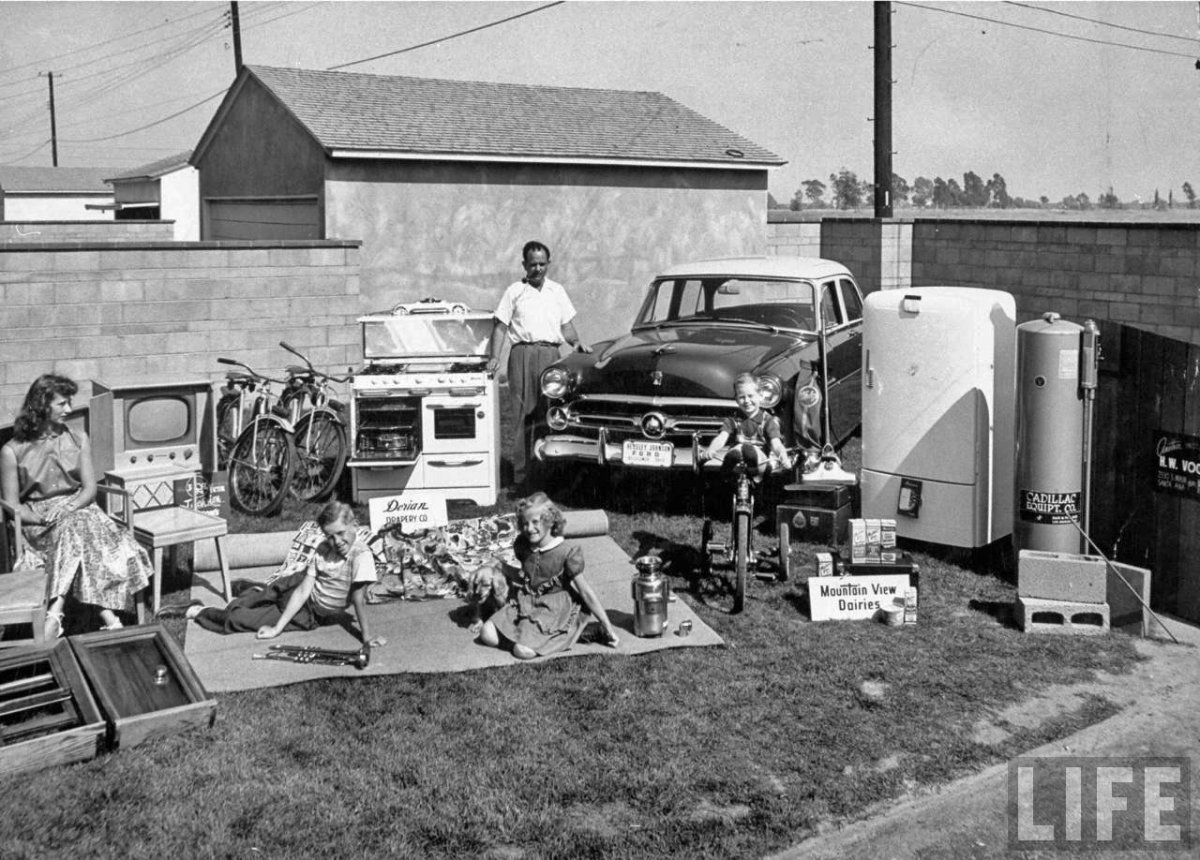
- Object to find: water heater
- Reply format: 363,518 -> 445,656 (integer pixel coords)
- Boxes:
860,287 -> 1017,548
1014,313 -> 1087,554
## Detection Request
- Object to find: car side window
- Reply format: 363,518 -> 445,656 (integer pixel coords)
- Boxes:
838,279 -> 863,322
820,282 -> 842,330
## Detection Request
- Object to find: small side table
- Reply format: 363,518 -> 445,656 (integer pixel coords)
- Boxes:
132,507 -> 232,622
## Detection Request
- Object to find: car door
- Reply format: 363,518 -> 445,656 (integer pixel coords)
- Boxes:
820,278 -> 864,445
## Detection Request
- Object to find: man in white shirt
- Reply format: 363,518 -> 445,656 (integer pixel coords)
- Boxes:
487,240 -> 591,488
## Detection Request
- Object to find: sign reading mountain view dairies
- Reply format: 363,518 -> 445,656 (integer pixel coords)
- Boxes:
1155,429 -> 1200,501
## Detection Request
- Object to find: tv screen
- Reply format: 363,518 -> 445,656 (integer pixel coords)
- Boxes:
124,394 -> 194,448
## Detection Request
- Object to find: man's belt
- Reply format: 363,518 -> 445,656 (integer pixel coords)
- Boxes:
514,341 -> 561,348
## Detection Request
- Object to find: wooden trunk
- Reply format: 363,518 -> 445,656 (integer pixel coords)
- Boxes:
0,639 -> 107,778
69,625 -> 216,751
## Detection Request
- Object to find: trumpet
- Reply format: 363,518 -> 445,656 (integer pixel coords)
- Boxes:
253,643 -> 371,670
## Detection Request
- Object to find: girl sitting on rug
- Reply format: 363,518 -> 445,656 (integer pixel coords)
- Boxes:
479,493 -> 620,660
1,374 -> 153,637
163,500 -> 385,648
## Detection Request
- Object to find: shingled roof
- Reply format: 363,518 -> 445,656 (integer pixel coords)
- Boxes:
0,166 -> 120,193
221,65 -> 782,168
106,150 -> 193,183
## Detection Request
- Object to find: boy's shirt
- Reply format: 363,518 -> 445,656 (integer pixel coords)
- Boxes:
721,409 -> 782,447
309,541 -> 378,613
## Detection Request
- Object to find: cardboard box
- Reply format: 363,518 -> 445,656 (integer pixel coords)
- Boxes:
69,625 -> 216,751
0,640 -> 107,778
840,553 -> 921,590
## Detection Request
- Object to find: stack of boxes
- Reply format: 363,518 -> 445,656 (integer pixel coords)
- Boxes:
777,483 -> 853,580
845,518 -> 918,625
1015,550 -> 1110,634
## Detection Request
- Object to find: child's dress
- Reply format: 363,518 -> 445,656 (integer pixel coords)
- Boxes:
490,536 -> 589,656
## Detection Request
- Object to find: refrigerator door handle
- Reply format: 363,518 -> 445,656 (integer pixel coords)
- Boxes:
865,349 -> 874,388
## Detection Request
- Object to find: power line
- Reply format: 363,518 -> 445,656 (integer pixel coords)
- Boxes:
0,139 -> 51,166
328,1 -> 566,70
1002,1 -> 1200,46
898,2 -> 1199,59
62,90 -> 224,144
0,2 -> 217,80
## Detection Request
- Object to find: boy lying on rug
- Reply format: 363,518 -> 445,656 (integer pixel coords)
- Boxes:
479,493 -> 620,660
158,501 -> 386,649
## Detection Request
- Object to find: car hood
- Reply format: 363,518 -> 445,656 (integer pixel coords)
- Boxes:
567,325 -> 815,399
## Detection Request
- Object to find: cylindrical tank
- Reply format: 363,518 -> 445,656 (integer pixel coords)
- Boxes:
1015,313 -> 1084,553
631,555 -> 668,637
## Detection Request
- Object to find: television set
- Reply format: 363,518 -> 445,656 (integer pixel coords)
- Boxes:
90,378 -> 216,479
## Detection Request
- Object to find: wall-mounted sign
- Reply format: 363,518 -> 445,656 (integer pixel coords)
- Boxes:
808,573 -> 911,621
1155,429 -> 1200,501
368,491 -> 448,534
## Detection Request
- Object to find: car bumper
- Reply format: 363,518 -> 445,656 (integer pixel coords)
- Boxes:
534,432 -> 726,472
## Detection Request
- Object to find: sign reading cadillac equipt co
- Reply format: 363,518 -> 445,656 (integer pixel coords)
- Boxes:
1018,490 -> 1081,524
1155,429 -> 1200,501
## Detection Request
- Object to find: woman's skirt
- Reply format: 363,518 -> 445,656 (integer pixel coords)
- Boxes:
21,493 -> 153,613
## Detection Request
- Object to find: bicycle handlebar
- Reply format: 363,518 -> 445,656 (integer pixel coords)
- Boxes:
216,357 -> 286,386
278,341 -> 351,384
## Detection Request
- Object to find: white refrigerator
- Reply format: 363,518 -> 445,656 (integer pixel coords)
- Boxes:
859,287 -> 1017,548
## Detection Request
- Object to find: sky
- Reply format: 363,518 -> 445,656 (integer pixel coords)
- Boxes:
1,1 -> 1198,205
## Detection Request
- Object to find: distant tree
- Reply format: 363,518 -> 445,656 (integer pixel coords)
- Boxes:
1040,195 -> 1050,207
986,173 -> 1011,208
1169,189 -> 1175,208
912,176 -> 933,208
1154,189 -> 1166,210
946,178 -> 965,207
789,189 -> 804,211
859,179 -> 875,209
1098,187 -> 1120,209
1185,182 -> 1196,209
892,173 -> 911,206
1061,192 -> 1092,210
802,179 -> 827,208
962,171 -> 988,208
932,177 -> 950,208
829,169 -> 862,210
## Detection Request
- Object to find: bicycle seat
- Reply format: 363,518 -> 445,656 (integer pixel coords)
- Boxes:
285,365 -> 313,377
225,371 -> 255,384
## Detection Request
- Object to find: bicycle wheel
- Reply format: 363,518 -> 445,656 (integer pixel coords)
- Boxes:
215,393 -> 242,470
732,508 -> 751,614
228,419 -> 296,517
291,409 -> 348,502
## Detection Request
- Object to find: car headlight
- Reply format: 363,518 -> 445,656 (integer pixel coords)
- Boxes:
540,366 -> 573,399
755,374 -> 783,409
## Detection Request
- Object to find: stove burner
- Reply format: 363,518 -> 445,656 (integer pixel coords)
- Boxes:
359,360 -> 486,375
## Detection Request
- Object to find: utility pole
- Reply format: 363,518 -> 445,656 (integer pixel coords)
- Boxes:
230,1 -> 243,74
873,1 -> 893,218
39,71 -> 58,166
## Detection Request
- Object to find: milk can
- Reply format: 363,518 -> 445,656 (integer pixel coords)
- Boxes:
631,555 -> 669,637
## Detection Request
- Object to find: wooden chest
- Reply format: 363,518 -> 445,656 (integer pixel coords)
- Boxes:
69,625 -> 216,751
0,639 -> 107,778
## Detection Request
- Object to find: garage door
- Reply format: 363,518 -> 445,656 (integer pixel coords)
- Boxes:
205,199 -> 320,240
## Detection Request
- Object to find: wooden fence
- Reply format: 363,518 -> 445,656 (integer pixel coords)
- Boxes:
1090,324 -> 1200,623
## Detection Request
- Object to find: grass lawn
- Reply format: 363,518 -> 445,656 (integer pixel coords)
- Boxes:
0,417 -> 1141,859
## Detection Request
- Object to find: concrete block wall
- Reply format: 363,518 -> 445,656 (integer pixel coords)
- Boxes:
912,220 -> 1200,344
0,240 -> 362,420
2,221 -> 175,244
766,220 -> 822,258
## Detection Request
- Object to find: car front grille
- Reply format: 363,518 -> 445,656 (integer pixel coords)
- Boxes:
561,395 -> 730,440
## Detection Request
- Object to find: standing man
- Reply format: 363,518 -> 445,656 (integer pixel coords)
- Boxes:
487,240 -> 591,489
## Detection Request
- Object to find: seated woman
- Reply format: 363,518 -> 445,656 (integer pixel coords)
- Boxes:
0,374 -> 153,638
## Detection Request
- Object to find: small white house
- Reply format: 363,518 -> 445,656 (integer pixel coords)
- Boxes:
103,151 -> 199,240
0,166 -> 116,221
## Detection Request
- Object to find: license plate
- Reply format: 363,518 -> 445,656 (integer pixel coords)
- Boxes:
623,440 -> 674,468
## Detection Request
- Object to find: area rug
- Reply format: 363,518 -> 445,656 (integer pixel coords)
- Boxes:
183,524 -> 723,693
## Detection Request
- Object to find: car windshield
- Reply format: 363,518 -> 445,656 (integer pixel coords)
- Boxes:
635,277 -> 817,331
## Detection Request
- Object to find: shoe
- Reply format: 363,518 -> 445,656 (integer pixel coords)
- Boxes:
44,610 -> 64,640
155,600 -> 203,620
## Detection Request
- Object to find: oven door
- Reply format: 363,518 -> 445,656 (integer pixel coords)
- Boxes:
349,393 -> 421,467
421,392 -> 489,455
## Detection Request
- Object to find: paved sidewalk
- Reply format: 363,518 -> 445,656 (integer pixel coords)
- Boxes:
770,616 -> 1200,860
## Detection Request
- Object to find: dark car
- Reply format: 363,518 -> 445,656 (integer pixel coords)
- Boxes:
534,256 -> 863,472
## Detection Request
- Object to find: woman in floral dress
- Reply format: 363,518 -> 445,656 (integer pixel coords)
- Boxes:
1,374 -> 152,637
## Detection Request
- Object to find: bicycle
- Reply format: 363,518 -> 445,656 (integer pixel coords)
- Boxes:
276,341 -> 351,502
215,357 -> 298,517
697,444 -> 795,614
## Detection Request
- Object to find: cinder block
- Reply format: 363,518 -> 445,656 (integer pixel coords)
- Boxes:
1015,596 -> 1110,635
1017,550 -> 1107,604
